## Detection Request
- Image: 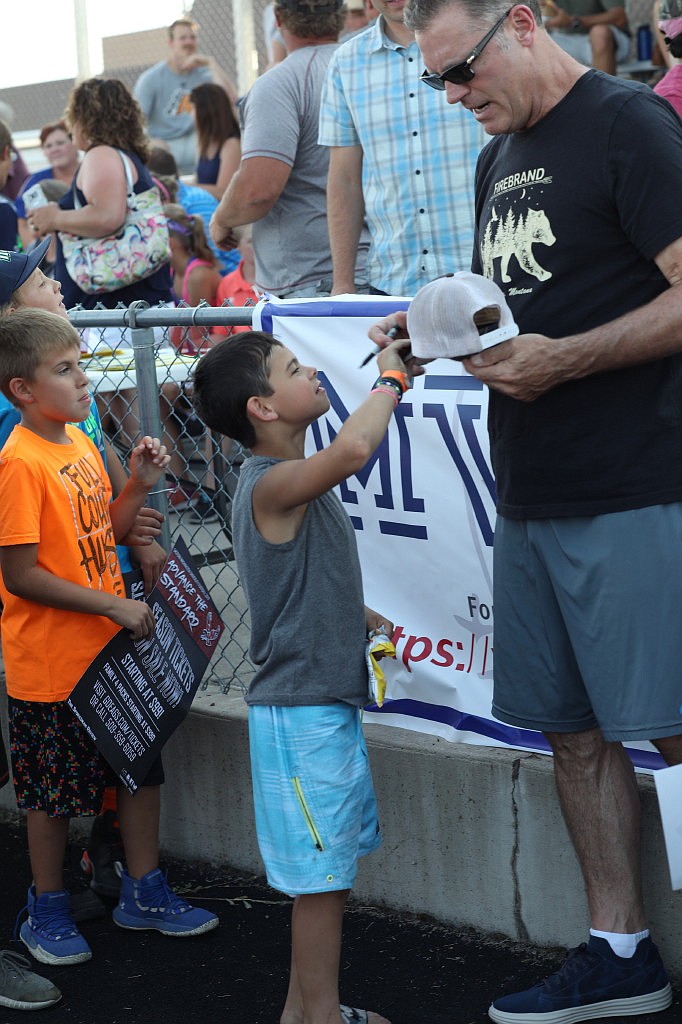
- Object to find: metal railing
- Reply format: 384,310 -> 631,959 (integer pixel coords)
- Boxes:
68,301 -> 255,694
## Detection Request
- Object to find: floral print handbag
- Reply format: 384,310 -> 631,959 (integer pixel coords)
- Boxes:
60,149 -> 170,295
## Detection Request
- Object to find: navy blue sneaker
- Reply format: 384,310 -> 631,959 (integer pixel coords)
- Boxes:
488,936 -> 672,1023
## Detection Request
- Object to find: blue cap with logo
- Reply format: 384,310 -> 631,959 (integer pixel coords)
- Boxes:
0,238 -> 51,306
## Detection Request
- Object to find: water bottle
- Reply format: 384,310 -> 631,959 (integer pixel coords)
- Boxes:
637,24 -> 653,61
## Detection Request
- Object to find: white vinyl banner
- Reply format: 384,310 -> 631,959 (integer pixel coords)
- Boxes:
253,296 -> 663,772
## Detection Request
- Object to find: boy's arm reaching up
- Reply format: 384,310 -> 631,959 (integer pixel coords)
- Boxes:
253,341 -> 418,543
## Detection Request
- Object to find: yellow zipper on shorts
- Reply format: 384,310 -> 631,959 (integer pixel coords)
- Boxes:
291,776 -> 324,851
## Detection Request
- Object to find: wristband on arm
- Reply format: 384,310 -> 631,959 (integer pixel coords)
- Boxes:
378,369 -> 409,393
371,375 -> 404,405
370,383 -> 400,408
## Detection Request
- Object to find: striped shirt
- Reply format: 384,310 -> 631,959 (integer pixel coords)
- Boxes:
318,16 -> 487,297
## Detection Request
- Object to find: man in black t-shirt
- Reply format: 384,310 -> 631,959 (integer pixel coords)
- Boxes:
371,2 -> 682,1022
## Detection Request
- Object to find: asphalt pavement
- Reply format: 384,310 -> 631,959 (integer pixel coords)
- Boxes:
0,816 -> 679,1024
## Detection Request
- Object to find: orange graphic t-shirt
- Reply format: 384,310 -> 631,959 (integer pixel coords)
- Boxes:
0,424 -> 123,701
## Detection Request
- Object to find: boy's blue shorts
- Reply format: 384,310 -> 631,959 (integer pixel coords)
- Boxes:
248,703 -> 382,896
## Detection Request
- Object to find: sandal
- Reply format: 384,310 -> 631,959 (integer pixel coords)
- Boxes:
340,1007 -> 369,1023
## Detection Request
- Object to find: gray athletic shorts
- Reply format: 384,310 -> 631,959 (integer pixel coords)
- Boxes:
492,504 -> 682,742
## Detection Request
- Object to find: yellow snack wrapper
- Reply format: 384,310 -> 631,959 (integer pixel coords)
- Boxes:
365,630 -> 396,708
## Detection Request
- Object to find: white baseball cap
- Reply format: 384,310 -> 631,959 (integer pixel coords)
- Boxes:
407,272 -> 518,360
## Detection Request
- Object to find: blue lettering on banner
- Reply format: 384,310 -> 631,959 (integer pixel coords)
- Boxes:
423,404 -> 495,547
310,372 -> 496,545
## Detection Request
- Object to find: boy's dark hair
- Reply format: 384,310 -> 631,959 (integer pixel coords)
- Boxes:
0,309 -> 81,406
192,332 -> 282,448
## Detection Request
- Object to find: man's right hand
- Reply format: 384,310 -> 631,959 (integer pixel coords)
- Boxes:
368,310 -> 409,350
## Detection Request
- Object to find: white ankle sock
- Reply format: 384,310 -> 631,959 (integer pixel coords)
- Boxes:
590,928 -> 650,958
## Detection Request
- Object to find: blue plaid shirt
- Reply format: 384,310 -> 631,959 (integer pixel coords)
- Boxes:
318,16 -> 487,297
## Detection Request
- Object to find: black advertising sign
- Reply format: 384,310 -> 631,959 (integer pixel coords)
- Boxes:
68,537 -> 224,792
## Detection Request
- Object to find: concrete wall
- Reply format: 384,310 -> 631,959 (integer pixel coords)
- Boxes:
2,688 -> 680,979
158,689 -> 682,980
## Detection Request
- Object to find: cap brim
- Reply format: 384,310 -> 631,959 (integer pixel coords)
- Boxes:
15,237 -> 51,291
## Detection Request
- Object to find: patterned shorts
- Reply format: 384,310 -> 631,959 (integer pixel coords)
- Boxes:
8,698 -> 164,818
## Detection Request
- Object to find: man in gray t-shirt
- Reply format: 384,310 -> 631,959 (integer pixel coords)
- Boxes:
209,0 -> 368,298
133,17 -> 236,175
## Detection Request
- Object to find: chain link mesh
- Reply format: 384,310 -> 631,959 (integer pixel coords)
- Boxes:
75,304 -> 255,696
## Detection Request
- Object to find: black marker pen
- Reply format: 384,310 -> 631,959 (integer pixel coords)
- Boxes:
359,325 -> 400,368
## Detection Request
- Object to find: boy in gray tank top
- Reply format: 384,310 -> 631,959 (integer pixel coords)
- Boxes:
193,330 -> 418,1024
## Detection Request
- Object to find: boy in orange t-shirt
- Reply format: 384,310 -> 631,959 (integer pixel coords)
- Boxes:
0,310 -> 218,967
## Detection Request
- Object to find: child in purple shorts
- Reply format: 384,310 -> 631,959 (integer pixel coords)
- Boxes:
193,330 -> 419,1024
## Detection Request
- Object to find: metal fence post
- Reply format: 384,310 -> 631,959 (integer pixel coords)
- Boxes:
129,301 -> 171,552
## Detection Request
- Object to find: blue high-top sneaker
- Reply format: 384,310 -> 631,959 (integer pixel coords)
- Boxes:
19,886 -> 92,965
112,867 -> 218,936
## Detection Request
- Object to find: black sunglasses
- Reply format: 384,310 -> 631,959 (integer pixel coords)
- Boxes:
419,7 -> 513,90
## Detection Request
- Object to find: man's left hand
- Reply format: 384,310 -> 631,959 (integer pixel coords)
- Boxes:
463,334 -> 577,401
